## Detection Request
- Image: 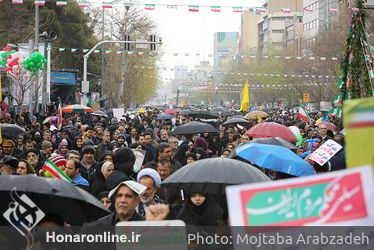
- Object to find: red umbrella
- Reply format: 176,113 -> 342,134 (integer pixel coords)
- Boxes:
316,121 -> 338,132
62,104 -> 93,113
164,108 -> 176,115
245,122 -> 298,143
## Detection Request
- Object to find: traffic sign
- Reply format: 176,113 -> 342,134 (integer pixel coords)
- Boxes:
303,92 -> 310,103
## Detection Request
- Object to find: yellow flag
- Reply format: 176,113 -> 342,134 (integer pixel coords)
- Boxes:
240,79 -> 249,112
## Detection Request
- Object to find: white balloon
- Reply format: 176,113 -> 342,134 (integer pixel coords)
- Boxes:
289,126 -> 300,135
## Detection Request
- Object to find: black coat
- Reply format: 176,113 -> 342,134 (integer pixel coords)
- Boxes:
177,195 -> 223,226
88,167 -> 107,197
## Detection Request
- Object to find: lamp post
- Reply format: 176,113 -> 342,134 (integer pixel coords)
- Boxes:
40,31 -> 57,114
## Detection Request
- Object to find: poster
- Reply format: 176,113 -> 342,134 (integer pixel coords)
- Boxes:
343,97 -> 374,169
226,166 -> 374,226
112,108 -> 125,122
132,149 -> 146,173
309,139 -> 342,166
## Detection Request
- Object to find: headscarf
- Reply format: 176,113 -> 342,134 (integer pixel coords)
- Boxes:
101,161 -> 114,176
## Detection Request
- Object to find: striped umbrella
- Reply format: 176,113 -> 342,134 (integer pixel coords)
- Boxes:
62,104 -> 93,113
43,116 -> 57,124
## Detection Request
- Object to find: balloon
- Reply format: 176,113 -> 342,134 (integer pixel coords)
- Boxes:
23,51 -> 47,75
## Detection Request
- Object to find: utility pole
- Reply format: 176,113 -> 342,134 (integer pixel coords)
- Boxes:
31,5 -> 40,115
120,5 -> 130,106
101,8 -> 105,100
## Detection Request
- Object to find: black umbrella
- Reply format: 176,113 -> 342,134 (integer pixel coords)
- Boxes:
0,175 -> 110,226
251,137 -> 297,150
229,114 -> 245,119
92,110 -> 108,118
0,123 -> 25,139
172,121 -> 218,135
180,110 -> 219,119
222,117 -> 251,128
162,158 -> 270,194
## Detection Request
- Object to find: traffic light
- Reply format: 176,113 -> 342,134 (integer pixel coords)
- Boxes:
124,35 -> 130,51
150,35 -> 156,50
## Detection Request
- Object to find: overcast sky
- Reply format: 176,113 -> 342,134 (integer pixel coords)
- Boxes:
135,0 -> 264,80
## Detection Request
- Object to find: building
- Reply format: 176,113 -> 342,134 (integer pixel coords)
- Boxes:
285,16 -> 304,54
256,0 -> 304,54
303,0 -> 339,42
240,11 -> 261,54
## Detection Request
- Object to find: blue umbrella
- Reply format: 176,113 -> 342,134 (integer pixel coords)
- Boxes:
232,142 -> 316,177
156,114 -> 175,120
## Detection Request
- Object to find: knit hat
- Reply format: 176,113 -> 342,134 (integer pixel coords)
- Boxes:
136,168 -> 161,188
82,145 -> 95,155
58,139 -> 68,152
49,155 -> 67,167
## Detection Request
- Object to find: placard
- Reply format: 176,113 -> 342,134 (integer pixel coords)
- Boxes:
309,139 -> 342,166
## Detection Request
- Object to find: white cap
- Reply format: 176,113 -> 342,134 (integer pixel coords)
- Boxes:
108,180 -> 146,199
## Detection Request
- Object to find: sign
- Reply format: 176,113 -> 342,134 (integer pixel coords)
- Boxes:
112,108 -> 125,122
226,166 -> 374,226
51,71 -> 77,85
309,139 -> 342,166
320,101 -> 332,111
132,149 -> 145,173
81,80 -> 89,93
303,93 -> 310,103
344,97 -> 374,169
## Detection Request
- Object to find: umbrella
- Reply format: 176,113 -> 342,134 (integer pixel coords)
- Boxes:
246,122 -> 298,143
222,117 -> 251,128
92,110 -> 108,118
172,121 -> 218,135
42,116 -> 57,124
229,115 -> 245,119
162,158 -> 270,194
180,110 -> 219,119
0,123 -> 25,139
244,111 -> 269,120
232,143 -> 315,177
156,114 -> 175,120
164,108 -> 176,115
252,137 -> 297,150
137,107 -> 145,113
62,104 -> 93,113
316,121 -> 338,132
0,175 -> 110,226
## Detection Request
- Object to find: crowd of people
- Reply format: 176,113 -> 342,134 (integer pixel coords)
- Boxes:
0,106 -> 345,227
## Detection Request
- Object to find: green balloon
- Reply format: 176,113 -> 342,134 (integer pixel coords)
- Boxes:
296,134 -> 303,147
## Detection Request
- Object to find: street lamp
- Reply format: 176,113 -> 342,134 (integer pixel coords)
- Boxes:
40,31 -> 57,113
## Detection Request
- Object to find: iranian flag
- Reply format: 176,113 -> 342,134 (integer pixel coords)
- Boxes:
78,1 -> 89,8
2,96 -> 11,113
56,0 -> 67,6
256,8 -> 266,13
281,8 -> 291,13
304,7 -> 314,12
329,108 -> 342,118
12,0 -> 23,4
102,1 -> 113,9
329,8 -> 338,13
333,94 -> 342,106
232,6 -> 243,13
346,106 -> 374,129
211,6 -> 221,12
189,5 -> 199,12
298,107 -> 310,124
43,159 -> 71,183
34,0 -> 45,6
144,4 -> 155,10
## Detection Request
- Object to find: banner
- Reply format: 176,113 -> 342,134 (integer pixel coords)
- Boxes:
226,166 -> 374,226
112,108 -> 125,122
343,97 -> 374,169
